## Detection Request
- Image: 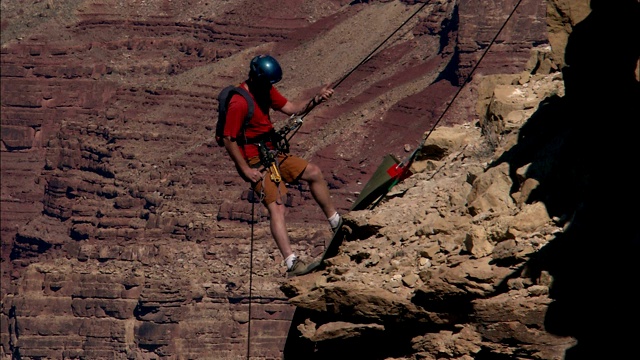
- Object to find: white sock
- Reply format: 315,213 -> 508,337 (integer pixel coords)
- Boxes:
285,254 -> 297,269
328,212 -> 340,228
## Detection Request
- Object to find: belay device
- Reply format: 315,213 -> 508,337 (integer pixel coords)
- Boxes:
262,97 -> 322,182
274,98 -> 317,153
257,141 -> 282,183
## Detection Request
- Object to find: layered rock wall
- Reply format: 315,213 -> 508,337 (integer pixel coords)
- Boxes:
0,0 -> 570,359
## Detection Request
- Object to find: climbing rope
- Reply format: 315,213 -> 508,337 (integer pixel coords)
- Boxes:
243,4 -> 435,357
246,198 -> 255,359
277,0 -> 432,144
332,1 -> 431,90
244,0 -> 527,355
374,0 -> 526,207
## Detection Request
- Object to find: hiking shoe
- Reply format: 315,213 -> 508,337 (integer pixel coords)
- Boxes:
331,216 -> 343,234
286,258 -> 308,278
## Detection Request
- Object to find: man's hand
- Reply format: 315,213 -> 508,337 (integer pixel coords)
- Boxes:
280,83 -> 335,116
242,167 -> 263,183
224,136 -> 264,183
314,83 -> 334,104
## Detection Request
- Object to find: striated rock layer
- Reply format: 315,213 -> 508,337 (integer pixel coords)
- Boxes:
3,0 -> 637,359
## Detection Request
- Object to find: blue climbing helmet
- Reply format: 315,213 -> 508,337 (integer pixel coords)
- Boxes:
249,55 -> 283,84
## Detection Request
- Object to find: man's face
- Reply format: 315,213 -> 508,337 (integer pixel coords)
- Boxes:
250,76 -> 272,95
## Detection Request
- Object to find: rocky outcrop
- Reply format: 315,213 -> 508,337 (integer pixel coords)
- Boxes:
4,0 -> 637,359
279,1 -> 640,359
281,63 -> 575,359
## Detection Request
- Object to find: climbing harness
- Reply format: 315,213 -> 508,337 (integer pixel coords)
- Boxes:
256,141 -> 282,184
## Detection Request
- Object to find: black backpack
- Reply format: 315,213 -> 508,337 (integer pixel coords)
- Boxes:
215,85 -> 254,146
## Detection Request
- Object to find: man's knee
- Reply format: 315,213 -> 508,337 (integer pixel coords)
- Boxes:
267,201 -> 286,216
302,163 -> 323,181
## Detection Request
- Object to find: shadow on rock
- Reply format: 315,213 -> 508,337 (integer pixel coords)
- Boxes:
492,0 -> 640,358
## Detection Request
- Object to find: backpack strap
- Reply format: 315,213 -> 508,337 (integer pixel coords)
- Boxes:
229,87 -> 254,145
216,86 -> 254,146
231,86 -> 254,129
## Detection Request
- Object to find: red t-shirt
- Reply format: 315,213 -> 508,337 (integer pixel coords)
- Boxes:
223,83 -> 288,159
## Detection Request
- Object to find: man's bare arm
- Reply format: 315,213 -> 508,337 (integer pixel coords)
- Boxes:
223,137 -> 263,183
279,83 -> 334,116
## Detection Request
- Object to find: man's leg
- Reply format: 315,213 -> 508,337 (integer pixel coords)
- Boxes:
255,167 -> 297,269
299,163 -> 337,218
266,199 -> 306,275
266,200 -> 293,260
279,154 -> 341,233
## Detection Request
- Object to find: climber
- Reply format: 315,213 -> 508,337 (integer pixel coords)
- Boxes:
219,54 -> 343,277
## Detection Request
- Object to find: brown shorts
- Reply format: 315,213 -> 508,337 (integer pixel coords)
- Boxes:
248,153 -> 308,205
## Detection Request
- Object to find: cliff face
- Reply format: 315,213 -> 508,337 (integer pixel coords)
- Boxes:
1,0 -> 638,359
